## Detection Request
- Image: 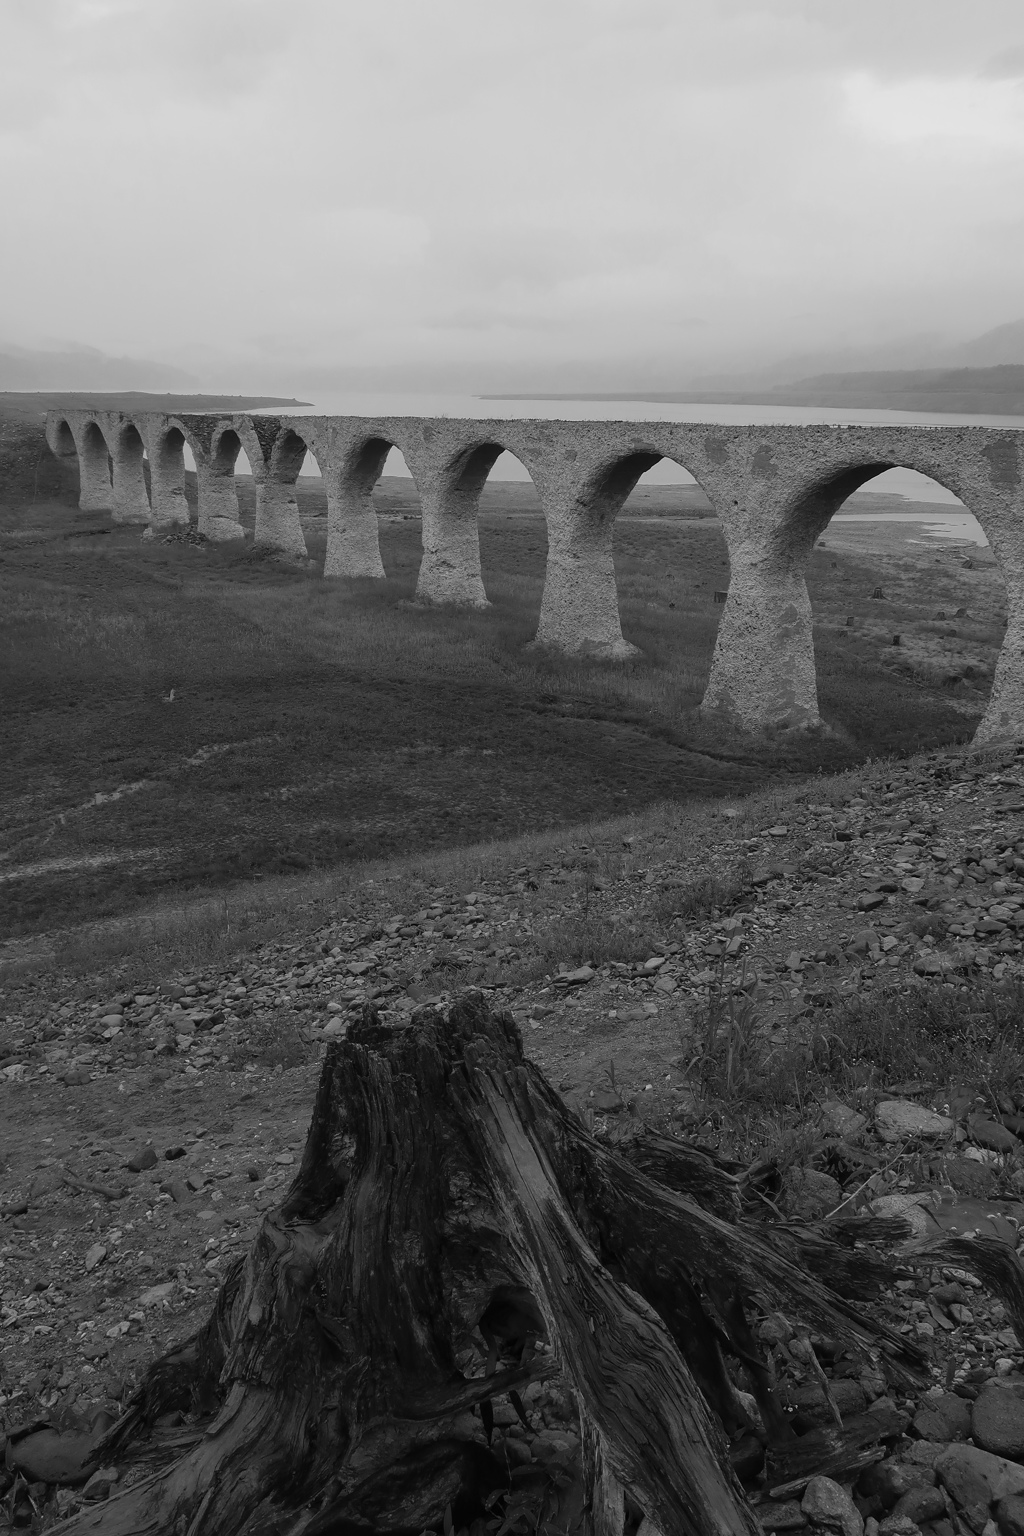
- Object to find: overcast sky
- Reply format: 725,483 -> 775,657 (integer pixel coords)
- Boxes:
2,0 -> 1024,388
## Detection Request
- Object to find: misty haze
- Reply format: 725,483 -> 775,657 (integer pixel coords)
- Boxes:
4,7 -> 1024,1536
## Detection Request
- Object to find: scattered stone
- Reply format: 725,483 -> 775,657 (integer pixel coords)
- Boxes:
555,966 -> 596,987
591,1088 -> 624,1113
875,1102 -> 955,1144
893,1486 -> 947,1525
28,1165 -> 65,1199
6,1427 -> 99,1486
84,1243 -> 107,1272
82,1466 -> 117,1500
802,1475 -> 864,1536
819,1100 -> 869,1139
877,1517 -> 920,1536
759,1499 -> 807,1530
139,1282 -> 175,1308
127,1145 -> 158,1173
913,1392 -> 972,1443
968,1117 -> 1020,1154
780,1167 -> 842,1222
994,1494 -> 1024,1536
972,1384 -> 1024,1460
935,1443 -> 1024,1510
900,1442 -> 947,1469
859,1463 -> 935,1510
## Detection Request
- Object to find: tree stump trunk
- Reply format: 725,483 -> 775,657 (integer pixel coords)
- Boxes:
61,998 -> 923,1536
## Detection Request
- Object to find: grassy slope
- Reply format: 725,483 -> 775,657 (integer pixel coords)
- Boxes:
1,469 -> 1003,938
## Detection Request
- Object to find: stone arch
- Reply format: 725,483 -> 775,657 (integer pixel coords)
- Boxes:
473,446 -> 549,619
211,424 -> 244,477
111,419 -> 151,525
322,433 -> 399,579
702,434 -> 1020,748
75,418 -> 114,513
145,422 -> 191,530
414,437 -> 529,608
48,417 -> 77,463
193,422 -> 248,542
44,416 -> 81,506
249,423 -> 315,557
534,444 -> 725,661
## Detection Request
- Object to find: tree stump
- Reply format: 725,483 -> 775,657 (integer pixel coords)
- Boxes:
60,997 -> 924,1536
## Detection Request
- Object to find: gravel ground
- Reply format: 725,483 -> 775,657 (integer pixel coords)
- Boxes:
4,743 -> 1024,1529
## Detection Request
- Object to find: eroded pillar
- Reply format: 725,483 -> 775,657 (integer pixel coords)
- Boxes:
77,425 -> 114,513
111,430 -> 151,525
533,506 -> 637,659
972,511 -> 1024,748
196,463 -> 244,542
323,455 -> 387,578
414,474 -> 490,608
254,477 -> 308,556
699,539 -> 820,730
149,431 -> 191,530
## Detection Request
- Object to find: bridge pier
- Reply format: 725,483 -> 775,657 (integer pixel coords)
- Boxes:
700,542 -> 820,730
254,481 -> 307,555
77,423 -> 114,513
971,512 -> 1024,747
196,463 -> 244,541
323,442 -> 387,578
414,458 -> 491,608
253,427 -> 309,557
147,428 -> 191,530
533,504 -> 637,659
111,427 -> 151,525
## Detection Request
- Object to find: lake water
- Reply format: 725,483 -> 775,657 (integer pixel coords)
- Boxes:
239,391 -> 1022,541
832,510 -> 988,547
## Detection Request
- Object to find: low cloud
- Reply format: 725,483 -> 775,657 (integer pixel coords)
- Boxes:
1,0 -> 1023,386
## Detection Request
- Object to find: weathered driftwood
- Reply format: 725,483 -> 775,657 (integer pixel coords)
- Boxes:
61,998 -> 926,1536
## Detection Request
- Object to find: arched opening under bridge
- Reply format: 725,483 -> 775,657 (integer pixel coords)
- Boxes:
252,427 -> 319,556
460,447 -> 547,625
77,421 -> 113,513
207,431 -> 255,529
533,448 -> 731,712
112,422 -> 151,525
51,419 -> 76,461
615,457 -> 731,682
324,439 -> 417,584
806,465 -> 1006,756
148,426 -> 191,528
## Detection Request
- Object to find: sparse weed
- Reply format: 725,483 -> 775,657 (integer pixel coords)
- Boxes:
226,1014 -> 316,1073
687,956 -> 767,1102
684,963 -> 1024,1151
648,869 -> 752,927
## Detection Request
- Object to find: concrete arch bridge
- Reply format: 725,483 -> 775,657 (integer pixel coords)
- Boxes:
45,408 -> 1024,747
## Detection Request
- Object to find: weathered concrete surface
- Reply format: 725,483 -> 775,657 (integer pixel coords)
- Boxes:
253,423 -> 309,556
46,415 -> 114,513
317,427 -> 389,578
110,423 -> 151,525
45,409 -> 1024,747
193,423 -> 245,542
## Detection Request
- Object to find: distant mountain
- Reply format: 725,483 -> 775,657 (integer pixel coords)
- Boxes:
945,319 -> 1024,367
494,365 -> 1024,416
757,364 -> 1024,415
686,319 -> 1024,393
0,344 -> 200,393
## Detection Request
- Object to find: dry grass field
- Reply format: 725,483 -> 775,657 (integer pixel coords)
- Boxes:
0,469 -> 1006,937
